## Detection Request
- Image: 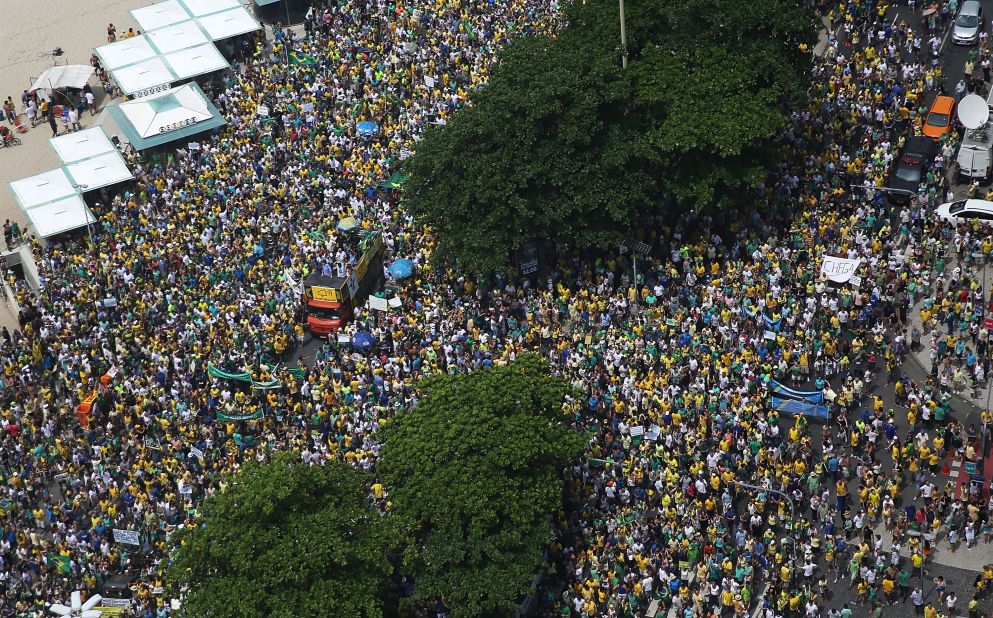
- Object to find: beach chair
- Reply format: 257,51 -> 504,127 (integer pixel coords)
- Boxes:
12,118 -> 27,134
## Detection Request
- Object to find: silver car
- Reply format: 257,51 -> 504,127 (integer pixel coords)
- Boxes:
953,0 -> 983,45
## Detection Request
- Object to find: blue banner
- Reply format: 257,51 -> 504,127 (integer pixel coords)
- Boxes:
771,396 -> 830,420
769,379 -> 824,404
762,312 -> 782,332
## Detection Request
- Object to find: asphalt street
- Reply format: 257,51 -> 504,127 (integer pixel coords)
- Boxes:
274,6 -> 993,616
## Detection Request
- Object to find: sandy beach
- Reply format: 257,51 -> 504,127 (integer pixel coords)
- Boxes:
0,0 -> 152,229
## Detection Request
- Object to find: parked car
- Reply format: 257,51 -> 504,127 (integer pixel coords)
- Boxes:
887,136 -> 937,202
953,0 -> 983,45
935,199 -> 993,223
923,95 -> 956,140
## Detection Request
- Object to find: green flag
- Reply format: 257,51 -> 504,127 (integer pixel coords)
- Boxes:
289,51 -> 316,66
47,553 -> 71,574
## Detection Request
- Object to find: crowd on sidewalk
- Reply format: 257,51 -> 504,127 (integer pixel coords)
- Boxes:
3,0 -> 993,617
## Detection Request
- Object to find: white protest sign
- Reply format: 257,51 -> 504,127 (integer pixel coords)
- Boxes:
820,255 -> 862,283
763,330 -> 777,341
301,102 -> 314,113
112,529 -> 140,545
100,599 -> 132,608
646,425 -> 661,441
368,296 -> 389,312
256,105 -> 269,117
849,275 -> 862,287
387,297 -> 402,308
630,426 -> 645,437
189,446 -> 204,461
424,75 -> 435,88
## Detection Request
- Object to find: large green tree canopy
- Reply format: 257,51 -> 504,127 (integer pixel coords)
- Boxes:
378,354 -> 586,617
165,454 -> 395,618
402,0 -> 816,273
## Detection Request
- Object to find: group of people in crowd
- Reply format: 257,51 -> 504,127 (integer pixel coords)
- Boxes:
3,0 -> 993,617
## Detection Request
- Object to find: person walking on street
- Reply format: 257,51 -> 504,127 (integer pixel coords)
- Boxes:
48,112 -> 57,137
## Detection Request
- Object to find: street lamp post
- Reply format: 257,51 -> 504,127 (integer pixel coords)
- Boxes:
618,0 -> 628,69
70,184 -> 92,243
729,480 -> 798,562
582,0 -> 628,69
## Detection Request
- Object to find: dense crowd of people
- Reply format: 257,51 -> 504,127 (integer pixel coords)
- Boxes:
2,0 -> 993,617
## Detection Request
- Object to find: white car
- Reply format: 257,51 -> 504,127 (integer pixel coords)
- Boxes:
935,199 -> 993,223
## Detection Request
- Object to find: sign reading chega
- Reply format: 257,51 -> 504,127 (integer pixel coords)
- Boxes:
820,255 -> 862,283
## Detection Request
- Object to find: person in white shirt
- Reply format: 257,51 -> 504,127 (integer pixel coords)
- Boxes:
85,91 -> 95,115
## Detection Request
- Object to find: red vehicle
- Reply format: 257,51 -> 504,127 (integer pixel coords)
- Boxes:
303,232 -> 385,335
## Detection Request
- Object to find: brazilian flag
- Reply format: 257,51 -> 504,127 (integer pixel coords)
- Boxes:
289,51 -> 316,66
47,553 -> 71,574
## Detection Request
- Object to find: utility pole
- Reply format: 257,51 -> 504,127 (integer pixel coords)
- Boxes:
618,0 -> 628,69
582,0 -> 628,69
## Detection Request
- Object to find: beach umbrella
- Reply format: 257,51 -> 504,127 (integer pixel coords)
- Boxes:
337,217 -> 358,231
388,258 -> 415,280
351,332 -> 377,350
357,121 -> 379,136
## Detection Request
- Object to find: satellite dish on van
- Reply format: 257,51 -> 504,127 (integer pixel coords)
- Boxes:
958,94 -> 989,129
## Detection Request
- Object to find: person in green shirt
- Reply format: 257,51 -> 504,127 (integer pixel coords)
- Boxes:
898,569 -> 911,600
840,603 -> 853,618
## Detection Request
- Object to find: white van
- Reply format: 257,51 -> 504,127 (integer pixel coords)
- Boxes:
957,122 -> 993,180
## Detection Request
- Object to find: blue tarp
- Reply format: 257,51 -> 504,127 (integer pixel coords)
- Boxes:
771,396 -> 830,420
769,380 -> 825,404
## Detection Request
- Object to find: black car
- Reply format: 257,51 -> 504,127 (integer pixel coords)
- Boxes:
887,136 -> 937,202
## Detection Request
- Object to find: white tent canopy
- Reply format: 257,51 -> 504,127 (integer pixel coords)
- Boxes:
9,169 -> 77,210
164,43 -> 228,79
131,0 -> 192,31
121,84 -> 213,139
147,21 -> 211,54
25,195 -> 96,238
178,0 -> 241,17
64,153 -> 135,191
112,58 -> 177,95
30,65 -> 93,92
94,37 -> 158,71
49,128 -> 115,164
197,7 -> 262,41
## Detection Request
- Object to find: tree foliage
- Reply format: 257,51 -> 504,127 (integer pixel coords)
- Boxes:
402,0 -> 816,273
165,454 -> 395,618
378,354 -> 586,618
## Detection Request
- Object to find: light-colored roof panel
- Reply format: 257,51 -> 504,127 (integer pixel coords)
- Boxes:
178,0 -> 241,17
9,169 -> 77,210
163,43 -> 228,80
25,195 -> 96,238
107,82 -> 227,150
49,128 -> 115,164
131,0 -> 192,31
147,21 -> 210,54
64,153 -> 135,191
29,65 -> 94,92
197,7 -> 262,41
94,36 -> 158,71
110,57 -> 177,95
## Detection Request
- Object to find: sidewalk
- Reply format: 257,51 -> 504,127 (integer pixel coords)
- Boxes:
904,251 -> 993,418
